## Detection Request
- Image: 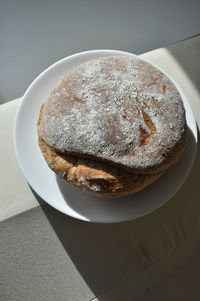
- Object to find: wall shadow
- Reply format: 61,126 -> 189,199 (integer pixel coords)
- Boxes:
31,127 -> 200,298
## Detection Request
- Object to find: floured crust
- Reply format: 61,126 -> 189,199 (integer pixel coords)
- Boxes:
37,55 -> 187,197
38,56 -> 187,174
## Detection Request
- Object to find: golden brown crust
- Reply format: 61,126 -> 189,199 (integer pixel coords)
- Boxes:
38,137 -> 164,197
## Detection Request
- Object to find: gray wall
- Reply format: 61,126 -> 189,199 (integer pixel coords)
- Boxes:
1,0 -> 200,102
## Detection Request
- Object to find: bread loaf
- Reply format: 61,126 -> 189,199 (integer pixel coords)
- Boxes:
37,56 -> 186,197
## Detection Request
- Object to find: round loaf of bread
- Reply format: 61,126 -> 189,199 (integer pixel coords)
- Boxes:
37,56 -> 187,197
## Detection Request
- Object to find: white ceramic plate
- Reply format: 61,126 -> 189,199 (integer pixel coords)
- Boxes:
14,50 -> 197,223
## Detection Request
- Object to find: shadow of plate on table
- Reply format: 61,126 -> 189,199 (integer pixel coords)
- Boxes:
30,41 -> 200,296
32,126 -> 199,298
56,126 -> 196,223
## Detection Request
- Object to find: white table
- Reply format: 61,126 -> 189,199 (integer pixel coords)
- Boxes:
1,36 -> 200,301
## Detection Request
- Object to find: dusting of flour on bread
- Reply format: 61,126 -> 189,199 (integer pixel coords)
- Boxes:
39,56 -> 186,173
